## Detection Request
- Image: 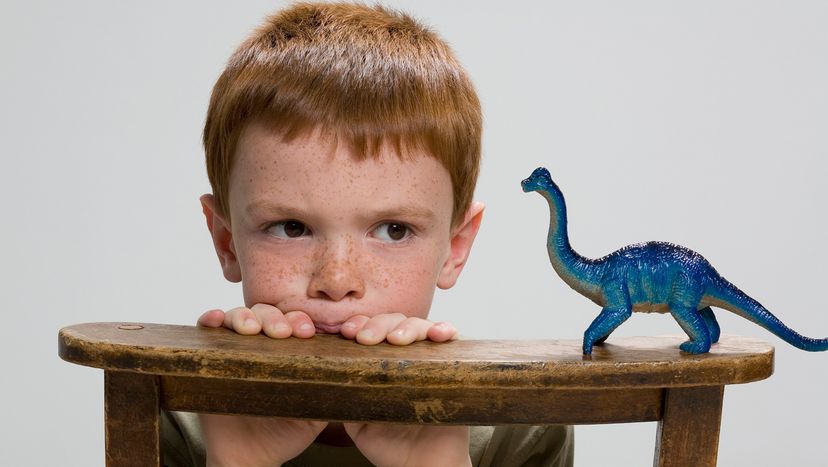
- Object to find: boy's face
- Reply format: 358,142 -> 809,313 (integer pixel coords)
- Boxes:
202,121 -> 482,333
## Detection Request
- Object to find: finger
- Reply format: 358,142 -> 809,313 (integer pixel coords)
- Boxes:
425,321 -> 459,342
284,310 -> 315,338
340,315 -> 370,339
386,317 -> 433,346
250,303 -> 292,339
225,306 -> 262,335
197,309 -> 225,327
356,313 -> 407,345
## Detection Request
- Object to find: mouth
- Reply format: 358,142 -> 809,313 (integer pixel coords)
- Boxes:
521,179 -> 534,192
314,323 -> 343,334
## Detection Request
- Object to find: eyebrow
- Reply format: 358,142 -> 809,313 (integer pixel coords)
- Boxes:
366,206 -> 436,223
245,201 -> 306,219
245,200 -> 436,223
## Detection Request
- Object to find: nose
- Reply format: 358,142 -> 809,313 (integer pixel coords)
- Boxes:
307,240 -> 365,302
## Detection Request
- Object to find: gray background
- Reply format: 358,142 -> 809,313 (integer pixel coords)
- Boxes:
2,0 -> 826,465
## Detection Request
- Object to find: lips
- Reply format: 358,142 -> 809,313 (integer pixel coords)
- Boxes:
314,323 -> 343,334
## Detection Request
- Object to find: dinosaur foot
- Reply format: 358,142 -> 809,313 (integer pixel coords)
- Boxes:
679,340 -> 711,354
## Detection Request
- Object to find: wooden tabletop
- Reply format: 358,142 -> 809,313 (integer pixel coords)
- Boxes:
59,322 -> 774,390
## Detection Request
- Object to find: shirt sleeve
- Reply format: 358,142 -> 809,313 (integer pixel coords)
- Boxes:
471,425 -> 574,467
161,410 -> 206,467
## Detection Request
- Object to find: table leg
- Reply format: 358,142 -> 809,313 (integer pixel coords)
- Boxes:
105,371 -> 160,467
654,386 -> 724,467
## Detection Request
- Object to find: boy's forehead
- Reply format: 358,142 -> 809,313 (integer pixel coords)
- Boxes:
230,122 -> 454,219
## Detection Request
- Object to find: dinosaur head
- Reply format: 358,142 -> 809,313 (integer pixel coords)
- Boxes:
521,167 -> 552,193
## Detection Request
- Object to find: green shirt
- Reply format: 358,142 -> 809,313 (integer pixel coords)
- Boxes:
161,411 -> 573,467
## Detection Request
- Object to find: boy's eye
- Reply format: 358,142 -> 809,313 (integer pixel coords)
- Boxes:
266,220 -> 309,238
372,223 -> 411,243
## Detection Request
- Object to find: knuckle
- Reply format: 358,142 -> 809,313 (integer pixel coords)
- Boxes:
240,309 -> 256,320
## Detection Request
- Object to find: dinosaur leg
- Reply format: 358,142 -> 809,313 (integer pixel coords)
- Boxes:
667,273 -> 711,354
671,307 -> 712,354
583,282 -> 632,355
698,306 -> 720,343
583,308 -> 632,354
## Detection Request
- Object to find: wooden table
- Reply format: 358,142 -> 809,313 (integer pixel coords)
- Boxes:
58,322 -> 774,466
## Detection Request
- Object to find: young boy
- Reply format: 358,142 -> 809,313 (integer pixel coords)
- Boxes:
162,3 -> 573,466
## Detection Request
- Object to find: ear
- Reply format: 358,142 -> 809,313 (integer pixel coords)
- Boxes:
200,194 -> 242,283
437,201 -> 485,289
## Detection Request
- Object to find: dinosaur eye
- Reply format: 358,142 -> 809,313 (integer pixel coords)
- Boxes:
266,220 -> 309,238
372,223 -> 411,243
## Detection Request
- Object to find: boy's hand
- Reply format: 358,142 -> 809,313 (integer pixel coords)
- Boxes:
338,312 -> 458,345
197,304 -> 316,339
199,414 -> 326,467
198,304 -> 459,346
344,423 -> 472,467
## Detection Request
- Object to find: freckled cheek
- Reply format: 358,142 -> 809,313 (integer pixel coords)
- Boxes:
367,246 -> 439,284
238,246 -> 311,306
365,251 -> 442,319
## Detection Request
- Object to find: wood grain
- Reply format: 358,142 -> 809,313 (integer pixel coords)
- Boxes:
654,386 -> 725,467
59,322 -> 774,389
104,371 -> 160,467
161,376 -> 664,425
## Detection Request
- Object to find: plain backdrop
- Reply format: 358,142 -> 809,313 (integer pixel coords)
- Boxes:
2,0 -> 826,465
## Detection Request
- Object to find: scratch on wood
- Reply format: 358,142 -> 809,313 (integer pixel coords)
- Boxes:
411,398 -> 461,423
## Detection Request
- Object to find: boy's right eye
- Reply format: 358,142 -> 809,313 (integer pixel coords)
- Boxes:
266,220 -> 309,239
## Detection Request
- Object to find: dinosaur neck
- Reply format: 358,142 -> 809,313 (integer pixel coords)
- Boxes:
539,186 -> 603,297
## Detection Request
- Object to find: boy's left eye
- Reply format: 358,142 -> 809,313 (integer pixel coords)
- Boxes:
371,223 -> 411,243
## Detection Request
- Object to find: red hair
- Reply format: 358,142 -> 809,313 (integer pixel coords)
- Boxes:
204,2 -> 482,226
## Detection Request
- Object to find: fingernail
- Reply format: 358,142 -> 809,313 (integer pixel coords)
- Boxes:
393,329 -> 406,337
299,323 -> 314,332
358,329 -> 375,340
342,322 -> 356,329
244,318 -> 257,327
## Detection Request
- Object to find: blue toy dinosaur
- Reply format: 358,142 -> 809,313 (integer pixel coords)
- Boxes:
522,166 -> 828,355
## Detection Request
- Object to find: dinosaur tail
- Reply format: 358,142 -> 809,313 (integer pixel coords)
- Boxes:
706,276 -> 828,351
